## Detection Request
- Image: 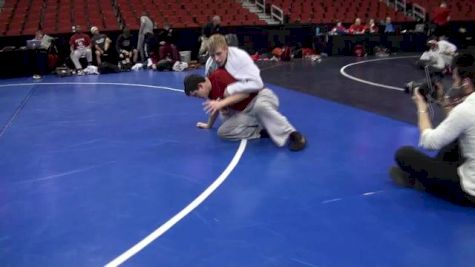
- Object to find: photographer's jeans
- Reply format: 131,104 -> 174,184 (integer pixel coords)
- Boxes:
394,141 -> 475,205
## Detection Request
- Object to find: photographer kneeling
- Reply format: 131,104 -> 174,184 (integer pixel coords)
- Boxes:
391,52 -> 475,205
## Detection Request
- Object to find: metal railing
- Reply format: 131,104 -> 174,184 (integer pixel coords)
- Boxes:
270,4 -> 284,24
384,0 -> 426,21
412,3 -> 426,21
395,0 -> 406,13
255,0 -> 265,12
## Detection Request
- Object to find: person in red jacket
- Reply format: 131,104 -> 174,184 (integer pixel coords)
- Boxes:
431,1 -> 451,37
183,69 -> 307,151
348,18 -> 366,35
69,25 -> 92,74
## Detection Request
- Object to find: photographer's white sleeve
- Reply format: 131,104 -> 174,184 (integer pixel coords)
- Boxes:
419,106 -> 468,150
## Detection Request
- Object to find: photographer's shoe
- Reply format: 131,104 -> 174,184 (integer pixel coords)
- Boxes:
288,131 -> 306,151
389,166 -> 415,187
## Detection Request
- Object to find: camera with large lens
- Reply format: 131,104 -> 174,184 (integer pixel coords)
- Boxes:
404,80 -> 437,102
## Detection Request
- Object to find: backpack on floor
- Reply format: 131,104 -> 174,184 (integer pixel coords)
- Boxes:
156,59 -> 174,71
47,41 -> 60,70
353,45 -> 366,57
55,66 -> 73,77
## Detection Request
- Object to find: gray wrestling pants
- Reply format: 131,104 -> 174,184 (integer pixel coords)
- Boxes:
217,88 -> 295,147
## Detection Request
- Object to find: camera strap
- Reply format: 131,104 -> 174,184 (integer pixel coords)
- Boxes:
424,65 -> 434,96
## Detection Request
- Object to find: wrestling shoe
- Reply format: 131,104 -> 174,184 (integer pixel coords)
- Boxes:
288,131 -> 306,151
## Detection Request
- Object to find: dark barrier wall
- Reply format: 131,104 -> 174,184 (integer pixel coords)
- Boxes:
0,21 -> 473,78
324,32 -> 430,56
1,21 -> 473,55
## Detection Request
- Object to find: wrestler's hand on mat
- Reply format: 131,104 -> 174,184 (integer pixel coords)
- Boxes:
196,122 -> 210,129
203,99 -> 223,114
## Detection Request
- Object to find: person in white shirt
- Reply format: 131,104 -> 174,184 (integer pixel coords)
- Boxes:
390,51 -> 475,205
419,38 -> 457,76
437,36 -> 457,67
419,41 -> 445,72
204,34 -> 263,95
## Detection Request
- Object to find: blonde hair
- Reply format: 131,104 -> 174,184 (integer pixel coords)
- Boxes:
207,34 -> 228,54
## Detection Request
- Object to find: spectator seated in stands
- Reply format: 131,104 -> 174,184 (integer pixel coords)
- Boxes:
367,18 -> 379,34
329,21 -> 347,35
116,27 -> 138,68
69,25 -> 93,75
158,22 -> 180,63
348,18 -> 366,35
382,16 -> 395,33
30,30 -> 54,79
33,30 -> 54,51
90,26 -> 112,66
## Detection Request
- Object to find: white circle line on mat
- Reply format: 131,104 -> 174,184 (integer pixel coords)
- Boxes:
0,82 -> 183,92
340,56 -> 419,91
0,82 -> 247,267
105,139 -> 248,267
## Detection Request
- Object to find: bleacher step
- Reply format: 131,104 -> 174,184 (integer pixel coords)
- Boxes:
239,1 -> 280,25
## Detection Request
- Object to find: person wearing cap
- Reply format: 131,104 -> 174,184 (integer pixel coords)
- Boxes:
183,70 -> 307,151
116,27 -> 138,65
69,25 -> 93,75
90,26 -> 112,66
